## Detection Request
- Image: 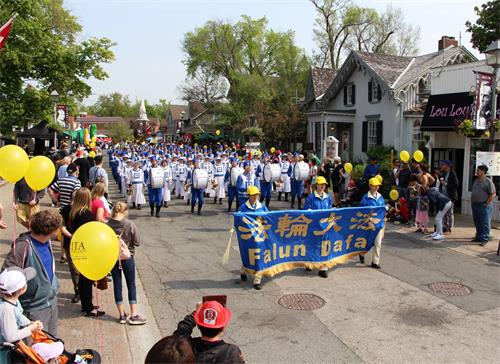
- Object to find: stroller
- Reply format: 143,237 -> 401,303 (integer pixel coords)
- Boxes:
1,330 -> 101,364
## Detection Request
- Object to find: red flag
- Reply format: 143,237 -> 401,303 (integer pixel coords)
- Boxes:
0,16 -> 15,50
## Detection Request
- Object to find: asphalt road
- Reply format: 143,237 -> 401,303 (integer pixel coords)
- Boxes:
109,173 -> 500,364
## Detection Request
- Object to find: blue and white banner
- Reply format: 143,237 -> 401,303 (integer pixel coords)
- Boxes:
234,207 -> 385,277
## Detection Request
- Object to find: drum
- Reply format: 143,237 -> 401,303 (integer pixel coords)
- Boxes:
293,162 -> 310,181
263,164 -> 281,182
193,169 -> 209,189
230,167 -> 243,186
150,168 -> 164,189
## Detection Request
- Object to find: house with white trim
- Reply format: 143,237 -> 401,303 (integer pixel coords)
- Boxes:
304,36 -> 477,162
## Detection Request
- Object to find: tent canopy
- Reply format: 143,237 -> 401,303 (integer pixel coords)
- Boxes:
17,121 -> 63,139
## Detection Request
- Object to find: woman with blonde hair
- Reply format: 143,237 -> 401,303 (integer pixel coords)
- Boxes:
107,201 -> 146,325
60,188 -> 103,316
90,182 -> 109,223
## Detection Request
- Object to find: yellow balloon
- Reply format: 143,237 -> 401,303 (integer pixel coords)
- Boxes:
89,151 -> 96,158
270,147 -> 276,154
375,174 -> 383,184
0,145 -> 29,183
413,150 -> 424,163
390,189 -> 399,201
25,156 -> 55,191
344,162 -> 353,174
89,142 -> 96,149
91,136 -> 97,143
400,150 -> 410,162
70,222 -> 119,281
216,130 -> 221,136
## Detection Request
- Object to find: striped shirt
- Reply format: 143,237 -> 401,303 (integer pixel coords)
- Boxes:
50,176 -> 81,208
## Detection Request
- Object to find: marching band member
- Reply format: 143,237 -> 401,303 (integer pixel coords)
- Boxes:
289,154 -> 305,210
239,186 -> 268,290
213,155 -> 226,204
256,153 -> 272,209
128,162 -> 147,210
171,156 -> 179,197
175,158 -> 188,200
187,160 -> 204,215
225,158 -> 240,212
278,154 -> 291,201
161,159 -> 173,208
120,155 -> 130,198
147,158 -> 164,218
202,155 -> 215,198
359,177 -> 385,269
236,161 -> 260,207
304,176 -> 333,278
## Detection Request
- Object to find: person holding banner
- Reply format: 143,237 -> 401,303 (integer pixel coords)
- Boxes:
359,177 -> 386,269
236,161 -> 260,207
239,186 -> 268,289
304,176 -> 333,278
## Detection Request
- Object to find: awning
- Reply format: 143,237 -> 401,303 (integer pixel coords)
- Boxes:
421,92 -> 473,132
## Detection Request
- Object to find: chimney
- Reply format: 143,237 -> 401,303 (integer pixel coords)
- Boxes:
438,36 -> 458,51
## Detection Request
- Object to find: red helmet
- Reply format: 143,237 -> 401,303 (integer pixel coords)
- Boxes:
194,301 -> 232,329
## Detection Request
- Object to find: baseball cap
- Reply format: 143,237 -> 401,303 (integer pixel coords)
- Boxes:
194,301 -> 232,329
242,161 -> 251,168
369,177 -> 381,186
315,176 -> 327,185
67,163 -> 78,174
0,267 -> 36,295
247,186 -> 260,196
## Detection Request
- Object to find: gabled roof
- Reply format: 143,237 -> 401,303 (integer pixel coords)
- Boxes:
312,68 -> 337,98
322,46 -> 478,103
168,104 -> 188,121
355,51 -> 412,87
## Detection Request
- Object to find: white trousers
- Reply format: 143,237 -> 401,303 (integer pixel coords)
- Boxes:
372,227 -> 385,264
435,201 -> 452,236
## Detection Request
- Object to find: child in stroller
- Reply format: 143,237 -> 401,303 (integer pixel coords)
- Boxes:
0,268 -> 100,364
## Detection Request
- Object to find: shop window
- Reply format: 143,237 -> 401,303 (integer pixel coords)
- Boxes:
468,139 -> 500,200
411,119 -> 427,152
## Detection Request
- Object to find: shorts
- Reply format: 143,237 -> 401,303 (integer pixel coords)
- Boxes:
16,203 -> 40,225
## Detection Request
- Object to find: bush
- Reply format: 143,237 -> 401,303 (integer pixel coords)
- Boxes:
366,145 -> 395,163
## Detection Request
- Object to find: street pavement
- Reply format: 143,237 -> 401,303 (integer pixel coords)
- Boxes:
1,163 -> 499,363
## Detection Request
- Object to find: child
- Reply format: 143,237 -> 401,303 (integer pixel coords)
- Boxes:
0,268 -> 64,363
407,175 -> 420,226
390,197 -> 410,224
415,186 -> 430,233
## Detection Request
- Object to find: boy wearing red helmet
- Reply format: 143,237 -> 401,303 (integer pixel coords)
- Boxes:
173,301 -> 245,363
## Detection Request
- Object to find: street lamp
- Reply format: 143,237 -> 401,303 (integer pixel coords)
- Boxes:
50,90 -> 59,148
484,39 -> 500,151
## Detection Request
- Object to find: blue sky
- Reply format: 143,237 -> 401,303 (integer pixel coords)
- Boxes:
65,0 -> 484,106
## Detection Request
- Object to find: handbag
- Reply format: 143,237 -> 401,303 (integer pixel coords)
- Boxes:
96,277 -> 108,290
118,236 -> 131,261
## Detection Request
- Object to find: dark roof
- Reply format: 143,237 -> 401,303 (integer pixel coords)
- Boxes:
169,105 -> 189,121
356,51 -> 412,86
16,121 -> 63,138
311,68 -> 336,98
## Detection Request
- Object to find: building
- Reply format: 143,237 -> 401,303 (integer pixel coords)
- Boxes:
165,102 -> 218,143
422,60 -> 499,223
165,104 -> 189,142
304,36 -> 477,162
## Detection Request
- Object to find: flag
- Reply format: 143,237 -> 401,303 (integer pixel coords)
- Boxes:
0,16 -> 15,50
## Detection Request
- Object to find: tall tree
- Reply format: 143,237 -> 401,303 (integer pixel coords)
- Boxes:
178,67 -> 228,105
0,0 -> 115,134
87,92 -> 135,117
465,1 -> 500,52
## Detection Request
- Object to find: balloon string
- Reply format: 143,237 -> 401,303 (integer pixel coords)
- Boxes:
95,288 -> 104,358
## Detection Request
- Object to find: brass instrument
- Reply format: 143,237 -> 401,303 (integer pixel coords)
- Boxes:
212,179 -> 218,189
183,182 -> 190,192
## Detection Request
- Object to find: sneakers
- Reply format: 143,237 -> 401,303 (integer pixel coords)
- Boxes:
479,241 -> 488,247
128,315 -> 147,325
432,234 -> 445,240
318,270 -> 328,278
371,262 -> 381,269
240,273 -> 248,282
253,283 -> 262,290
429,232 -> 438,237
359,255 -> 365,264
119,314 -> 129,324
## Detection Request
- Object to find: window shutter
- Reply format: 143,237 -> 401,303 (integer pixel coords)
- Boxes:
376,120 -> 383,145
343,86 -> 347,105
377,84 -> 382,101
362,121 -> 368,152
368,81 -> 373,102
351,84 -> 356,105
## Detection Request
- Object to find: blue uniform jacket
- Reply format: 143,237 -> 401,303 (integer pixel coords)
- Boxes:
238,200 -> 269,213
360,191 -> 385,207
304,191 -> 333,210
236,172 -> 260,198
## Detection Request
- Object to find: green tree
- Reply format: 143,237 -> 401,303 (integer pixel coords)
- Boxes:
0,0 -> 115,135
87,92 -> 135,117
107,121 -> 133,142
465,1 -> 500,52
182,15 -> 310,146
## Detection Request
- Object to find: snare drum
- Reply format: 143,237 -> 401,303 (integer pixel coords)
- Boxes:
150,168 -> 164,189
293,162 -> 310,181
263,164 -> 281,182
193,169 -> 209,189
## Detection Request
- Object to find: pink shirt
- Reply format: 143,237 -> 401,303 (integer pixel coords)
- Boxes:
91,199 -> 108,221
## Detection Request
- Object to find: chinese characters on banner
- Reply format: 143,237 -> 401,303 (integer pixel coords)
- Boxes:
234,207 -> 386,277
474,72 -> 494,130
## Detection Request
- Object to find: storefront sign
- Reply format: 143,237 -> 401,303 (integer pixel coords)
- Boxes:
476,151 -> 500,176
421,93 -> 473,131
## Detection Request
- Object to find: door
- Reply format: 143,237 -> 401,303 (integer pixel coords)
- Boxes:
431,148 -> 464,210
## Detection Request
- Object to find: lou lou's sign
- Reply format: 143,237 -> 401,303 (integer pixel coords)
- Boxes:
428,103 -> 472,118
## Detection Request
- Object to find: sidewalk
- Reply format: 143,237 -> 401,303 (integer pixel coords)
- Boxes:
0,183 -> 161,363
